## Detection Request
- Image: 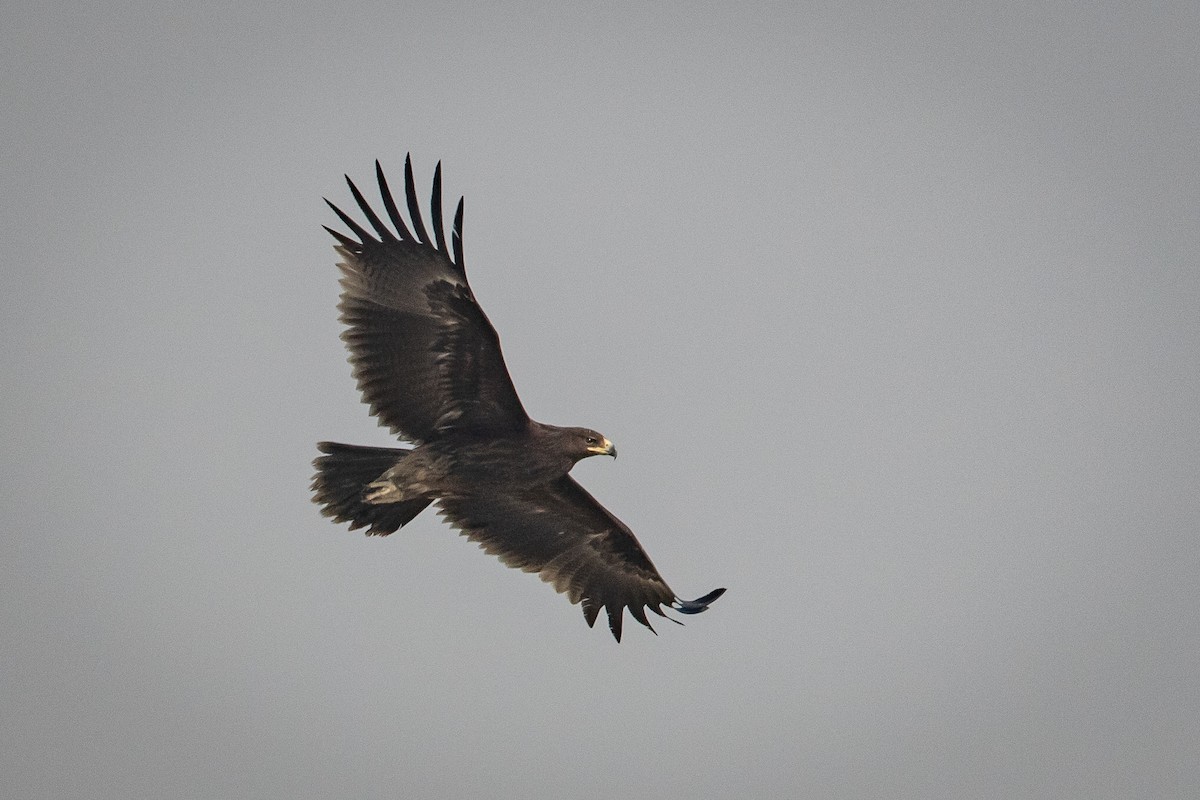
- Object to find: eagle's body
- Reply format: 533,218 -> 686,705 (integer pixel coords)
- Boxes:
311,156 -> 724,641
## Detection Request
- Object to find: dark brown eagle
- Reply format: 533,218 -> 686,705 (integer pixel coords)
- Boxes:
311,155 -> 724,641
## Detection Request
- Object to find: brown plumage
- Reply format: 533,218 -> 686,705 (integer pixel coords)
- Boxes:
311,155 -> 724,641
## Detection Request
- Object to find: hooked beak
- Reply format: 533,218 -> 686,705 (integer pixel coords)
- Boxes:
588,438 -> 617,458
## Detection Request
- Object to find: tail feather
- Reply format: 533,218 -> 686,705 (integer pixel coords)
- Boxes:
311,441 -> 431,535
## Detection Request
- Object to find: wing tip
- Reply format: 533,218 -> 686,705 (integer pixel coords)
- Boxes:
332,155 -> 463,258
672,587 -> 726,615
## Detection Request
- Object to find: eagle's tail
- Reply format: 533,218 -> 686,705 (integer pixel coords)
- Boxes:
311,441 -> 431,536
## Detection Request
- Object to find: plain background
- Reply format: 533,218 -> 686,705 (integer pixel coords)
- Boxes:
3,2 -> 1197,798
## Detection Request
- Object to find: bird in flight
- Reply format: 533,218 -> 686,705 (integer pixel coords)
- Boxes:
311,155 -> 725,641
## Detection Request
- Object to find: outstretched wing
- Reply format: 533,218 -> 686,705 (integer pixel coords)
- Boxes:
437,476 -> 726,641
325,156 -> 529,443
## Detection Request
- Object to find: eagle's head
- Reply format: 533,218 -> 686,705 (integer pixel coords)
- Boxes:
559,426 -> 617,461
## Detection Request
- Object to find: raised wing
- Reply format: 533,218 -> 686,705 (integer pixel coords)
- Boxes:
325,156 -> 529,443
437,476 -> 726,641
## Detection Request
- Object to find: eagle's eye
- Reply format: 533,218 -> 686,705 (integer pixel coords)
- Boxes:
585,436 -> 599,445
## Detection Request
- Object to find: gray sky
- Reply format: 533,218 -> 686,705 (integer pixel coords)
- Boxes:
3,2 -> 1198,798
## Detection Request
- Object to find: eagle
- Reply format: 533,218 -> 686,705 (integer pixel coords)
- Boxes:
311,155 -> 725,641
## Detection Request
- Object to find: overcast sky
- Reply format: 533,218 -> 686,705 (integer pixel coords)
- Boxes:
3,2 -> 1198,798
